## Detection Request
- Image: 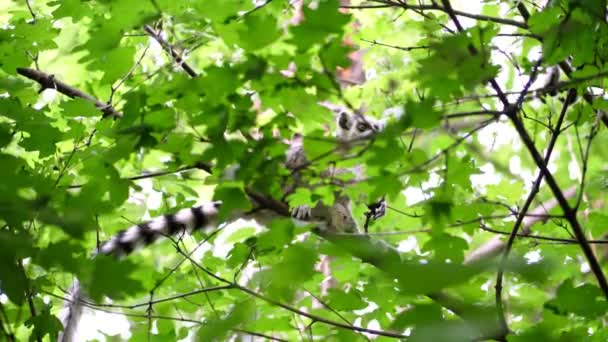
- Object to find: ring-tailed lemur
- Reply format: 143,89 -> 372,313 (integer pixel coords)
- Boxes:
58,107 -> 385,341
286,107 -> 387,302
287,108 -> 386,233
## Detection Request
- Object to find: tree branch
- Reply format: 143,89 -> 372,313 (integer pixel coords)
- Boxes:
441,0 -> 608,327
514,3 -> 608,130
143,25 -> 199,78
508,111 -> 608,298
16,67 -> 122,118
174,245 -> 409,339
66,163 -> 212,189
346,1 -> 528,28
495,87 -> 573,333
464,185 -> 578,264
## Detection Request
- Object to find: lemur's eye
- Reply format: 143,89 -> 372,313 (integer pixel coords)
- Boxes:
356,122 -> 370,132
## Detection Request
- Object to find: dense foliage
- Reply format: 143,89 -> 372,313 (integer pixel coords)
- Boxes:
1,0 -> 608,341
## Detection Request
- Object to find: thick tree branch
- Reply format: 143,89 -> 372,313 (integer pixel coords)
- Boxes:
16,67 -> 122,118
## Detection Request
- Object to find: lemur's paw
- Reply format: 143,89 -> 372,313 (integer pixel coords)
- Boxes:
291,205 -> 312,221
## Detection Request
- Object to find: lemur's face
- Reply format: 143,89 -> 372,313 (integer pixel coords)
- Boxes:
335,111 -> 384,142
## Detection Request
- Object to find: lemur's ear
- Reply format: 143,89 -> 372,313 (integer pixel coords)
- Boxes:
355,103 -> 367,115
318,101 -> 347,117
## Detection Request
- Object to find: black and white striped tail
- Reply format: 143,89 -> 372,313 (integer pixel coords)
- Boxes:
97,201 -> 222,257
59,201 -> 222,342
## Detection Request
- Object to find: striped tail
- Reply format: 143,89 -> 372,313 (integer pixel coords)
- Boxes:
59,201 -> 222,341
98,201 -> 222,257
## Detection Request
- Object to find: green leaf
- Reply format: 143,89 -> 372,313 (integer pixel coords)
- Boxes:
545,279 -> 608,319
0,231 -> 33,305
61,98 -> 100,117
213,185 -> 252,220
256,218 -> 295,252
405,97 -> 442,129
196,300 -> 256,341
224,226 -> 257,244
266,244 -> 318,301
0,123 -> 13,147
34,240 -> 85,274
422,233 -> 468,263
227,242 -> 253,269
87,256 -> 144,302
391,303 -> 443,330
323,233 -> 482,295
0,259 -> 28,305
289,0 -> 350,51
326,288 -> 367,311
588,213 -> 608,236
25,306 -> 63,341
238,14 -> 281,51
287,187 -> 315,208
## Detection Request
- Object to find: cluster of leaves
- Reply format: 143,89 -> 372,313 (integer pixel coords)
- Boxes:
0,0 -> 607,341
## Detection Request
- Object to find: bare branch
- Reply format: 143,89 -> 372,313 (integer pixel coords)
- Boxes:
25,0 -> 36,22
495,86 -> 572,332
440,0 -> 608,321
514,3 -> 608,131
66,162 -> 212,189
345,1 -> 528,28
361,38 -> 430,51
465,185 -> 578,264
144,24 -> 199,78
16,68 -> 123,118
175,246 -> 409,339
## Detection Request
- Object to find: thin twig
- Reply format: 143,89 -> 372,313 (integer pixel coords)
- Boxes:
353,0 -> 528,28
573,117 -> 600,210
479,224 -> 608,245
144,25 -> 199,78
515,3 -> 608,130
175,247 -> 408,339
25,0 -> 36,22
441,1 -> 608,335
66,163 -> 211,189
361,38 -> 430,51
108,43 -> 151,105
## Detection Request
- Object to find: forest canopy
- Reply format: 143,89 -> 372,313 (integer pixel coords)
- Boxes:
1,0 -> 608,341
